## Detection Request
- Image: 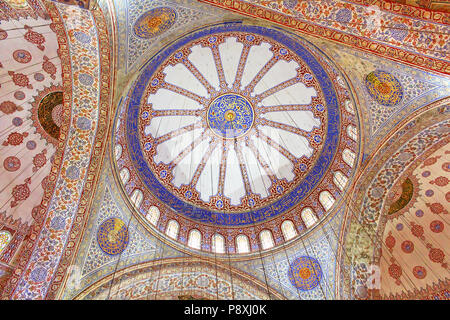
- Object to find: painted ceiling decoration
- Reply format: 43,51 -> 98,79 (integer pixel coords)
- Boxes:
0,0 -> 448,301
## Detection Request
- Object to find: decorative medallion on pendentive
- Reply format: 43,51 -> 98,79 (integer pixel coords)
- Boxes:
365,70 -> 403,106
97,218 -> 129,255
288,256 -> 322,291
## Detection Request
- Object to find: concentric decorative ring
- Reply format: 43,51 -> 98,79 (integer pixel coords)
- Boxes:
365,70 -> 403,106
133,7 -> 177,39
207,94 -> 254,139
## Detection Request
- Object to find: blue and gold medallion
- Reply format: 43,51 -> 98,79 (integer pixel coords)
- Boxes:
365,70 -> 403,106
133,7 -> 177,39
288,256 -> 322,291
207,94 -> 254,139
97,217 -> 129,255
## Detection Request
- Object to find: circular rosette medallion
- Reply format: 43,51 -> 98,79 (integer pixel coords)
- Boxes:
365,70 -> 403,106
288,256 -> 322,291
97,218 -> 129,255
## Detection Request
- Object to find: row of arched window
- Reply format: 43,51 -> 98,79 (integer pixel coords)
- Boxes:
139,203 -> 332,254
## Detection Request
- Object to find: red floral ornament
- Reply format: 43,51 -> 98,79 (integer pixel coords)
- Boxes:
0,28 -> 7,40
3,156 -> 21,172
385,232 -> 396,250
24,25 -> 45,51
429,248 -> 445,264
8,71 -> 33,89
42,55 -> 56,80
420,155 -> 441,168
32,149 -> 47,172
426,202 -> 448,215
410,222 -> 424,238
401,240 -> 414,254
388,262 -> 402,285
2,132 -> 28,146
11,177 -> 31,207
430,220 -> 444,233
430,176 -> 449,187
0,101 -> 23,114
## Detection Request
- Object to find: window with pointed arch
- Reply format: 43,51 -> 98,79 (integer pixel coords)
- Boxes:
212,233 -> 225,254
259,230 -> 275,250
119,167 -> 130,184
281,220 -> 297,241
333,171 -> 348,192
0,230 -> 12,255
319,191 -> 335,212
115,144 -> 122,160
146,205 -> 160,226
347,125 -> 358,141
166,220 -> 179,239
301,208 -> 318,228
130,189 -> 143,208
188,229 -> 202,249
342,148 -> 356,167
236,234 -> 250,254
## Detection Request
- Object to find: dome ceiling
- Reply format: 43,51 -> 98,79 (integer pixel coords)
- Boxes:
114,22 -> 360,255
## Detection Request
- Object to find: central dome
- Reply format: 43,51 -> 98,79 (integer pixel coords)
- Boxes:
115,22 -> 359,254
207,93 -> 254,139
133,24 -> 329,216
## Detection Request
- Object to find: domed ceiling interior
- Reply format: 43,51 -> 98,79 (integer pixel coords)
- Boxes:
0,0 -> 448,300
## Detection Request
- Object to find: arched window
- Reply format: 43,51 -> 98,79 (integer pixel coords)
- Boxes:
319,191 -> 335,212
236,234 -> 250,254
259,230 -> 275,250
281,220 -> 297,241
344,99 -> 355,115
146,205 -> 160,226
0,231 -> 12,255
342,148 -> 356,167
166,220 -> 179,239
188,229 -> 202,249
347,125 -> 358,141
333,171 -> 348,192
301,208 -> 318,228
130,189 -> 143,208
119,167 -> 130,184
212,233 -> 225,254
114,144 -> 122,160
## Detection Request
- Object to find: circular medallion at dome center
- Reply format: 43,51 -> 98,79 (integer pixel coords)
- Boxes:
207,94 -> 254,139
